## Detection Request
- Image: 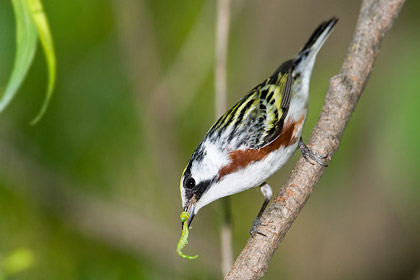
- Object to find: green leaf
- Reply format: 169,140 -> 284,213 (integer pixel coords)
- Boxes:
0,0 -> 37,114
28,0 -> 56,124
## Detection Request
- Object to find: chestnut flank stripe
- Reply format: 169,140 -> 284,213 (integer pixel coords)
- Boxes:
218,115 -> 305,180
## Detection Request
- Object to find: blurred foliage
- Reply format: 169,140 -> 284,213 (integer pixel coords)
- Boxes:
0,248 -> 34,279
27,0 -> 56,124
0,0 -> 56,124
0,0 -> 37,119
0,0 -> 419,279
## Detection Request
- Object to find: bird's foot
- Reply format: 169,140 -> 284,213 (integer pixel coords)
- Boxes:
299,138 -> 328,167
249,218 -> 266,237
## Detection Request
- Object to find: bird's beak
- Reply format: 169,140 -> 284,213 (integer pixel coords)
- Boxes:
182,198 -> 196,229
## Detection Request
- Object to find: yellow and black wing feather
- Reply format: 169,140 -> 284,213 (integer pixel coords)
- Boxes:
206,60 -> 294,150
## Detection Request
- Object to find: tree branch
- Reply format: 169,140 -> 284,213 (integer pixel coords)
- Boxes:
226,0 -> 406,278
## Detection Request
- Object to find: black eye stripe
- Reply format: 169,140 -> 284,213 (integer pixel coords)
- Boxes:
184,178 -> 214,201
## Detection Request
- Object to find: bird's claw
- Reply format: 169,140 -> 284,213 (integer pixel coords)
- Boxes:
249,218 -> 267,237
299,139 -> 328,167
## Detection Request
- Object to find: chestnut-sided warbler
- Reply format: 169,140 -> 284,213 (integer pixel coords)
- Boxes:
180,18 -> 337,234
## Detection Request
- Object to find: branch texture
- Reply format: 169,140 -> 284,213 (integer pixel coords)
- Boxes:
226,0 -> 406,278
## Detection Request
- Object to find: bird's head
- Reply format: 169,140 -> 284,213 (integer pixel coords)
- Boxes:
180,134 -> 268,227
179,142 -> 232,227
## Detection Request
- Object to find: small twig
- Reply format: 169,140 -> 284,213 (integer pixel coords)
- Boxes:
215,0 -> 233,276
215,0 -> 230,117
220,198 -> 233,274
226,0 -> 406,279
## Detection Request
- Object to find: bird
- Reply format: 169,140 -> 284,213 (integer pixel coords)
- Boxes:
179,18 -> 338,235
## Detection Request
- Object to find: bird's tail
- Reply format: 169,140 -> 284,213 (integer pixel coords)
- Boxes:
294,17 -> 338,72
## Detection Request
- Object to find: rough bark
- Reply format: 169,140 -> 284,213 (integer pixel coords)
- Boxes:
226,0 -> 406,279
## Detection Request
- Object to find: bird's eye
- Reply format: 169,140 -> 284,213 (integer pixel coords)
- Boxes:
184,177 -> 196,189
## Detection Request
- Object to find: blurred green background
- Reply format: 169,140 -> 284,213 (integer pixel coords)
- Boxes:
0,0 -> 419,279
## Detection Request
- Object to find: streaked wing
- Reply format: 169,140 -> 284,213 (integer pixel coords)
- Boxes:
206,60 -> 294,150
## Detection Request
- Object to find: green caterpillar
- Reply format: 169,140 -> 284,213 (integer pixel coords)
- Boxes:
177,211 -> 198,259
